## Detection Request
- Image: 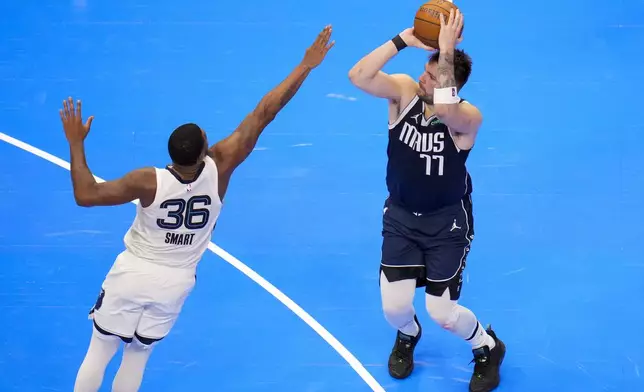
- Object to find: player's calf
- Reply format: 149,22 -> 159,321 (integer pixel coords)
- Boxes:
112,336 -> 158,392
388,314 -> 422,379
424,289 -> 505,392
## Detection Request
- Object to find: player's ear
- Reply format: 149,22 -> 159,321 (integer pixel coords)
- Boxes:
201,130 -> 208,155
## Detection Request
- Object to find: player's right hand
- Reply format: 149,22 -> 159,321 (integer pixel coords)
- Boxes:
301,25 -> 335,69
60,96 -> 94,145
438,9 -> 464,50
399,28 -> 436,51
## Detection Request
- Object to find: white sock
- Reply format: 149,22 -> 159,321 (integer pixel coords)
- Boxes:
467,321 -> 496,350
399,316 -> 420,337
74,327 -> 121,392
425,290 -> 495,350
111,338 -> 155,392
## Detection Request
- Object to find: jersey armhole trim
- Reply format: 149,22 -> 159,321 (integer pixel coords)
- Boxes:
204,156 -> 224,207
144,168 -> 164,208
389,95 -> 419,130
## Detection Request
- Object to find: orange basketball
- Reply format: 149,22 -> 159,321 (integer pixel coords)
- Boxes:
413,0 -> 461,48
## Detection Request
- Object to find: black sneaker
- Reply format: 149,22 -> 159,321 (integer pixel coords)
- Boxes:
388,315 -> 422,379
469,326 -> 506,392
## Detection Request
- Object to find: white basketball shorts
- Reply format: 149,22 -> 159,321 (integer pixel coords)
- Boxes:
89,250 -> 196,341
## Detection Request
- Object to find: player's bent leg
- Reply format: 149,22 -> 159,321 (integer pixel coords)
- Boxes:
380,199 -> 428,379
424,288 -> 505,392
380,271 -> 418,335
73,326 -> 121,392
111,336 -> 158,392
380,269 -> 423,380
425,269 -> 505,392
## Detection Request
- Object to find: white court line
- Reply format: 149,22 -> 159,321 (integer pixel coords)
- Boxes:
0,131 -> 386,392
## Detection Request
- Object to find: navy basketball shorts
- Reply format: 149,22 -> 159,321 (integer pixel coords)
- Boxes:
379,196 -> 474,301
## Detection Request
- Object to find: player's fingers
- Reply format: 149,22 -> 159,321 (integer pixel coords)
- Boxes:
319,25 -> 330,44
63,99 -> 70,118
323,25 -> 332,44
76,99 -> 82,119
325,40 -> 335,52
422,42 -> 436,51
448,9 -> 454,26
439,13 -> 446,26
67,97 -> 75,118
59,108 -> 65,122
85,115 -> 94,130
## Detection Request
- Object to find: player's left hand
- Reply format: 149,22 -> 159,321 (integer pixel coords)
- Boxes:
60,97 -> 94,144
438,8 -> 464,50
301,25 -> 335,69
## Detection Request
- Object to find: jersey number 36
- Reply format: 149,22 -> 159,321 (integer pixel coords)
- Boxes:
156,195 -> 211,230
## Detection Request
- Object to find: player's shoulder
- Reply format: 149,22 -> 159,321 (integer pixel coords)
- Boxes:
390,73 -> 419,91
202,155 -> 220,174
127,167 -> 157,184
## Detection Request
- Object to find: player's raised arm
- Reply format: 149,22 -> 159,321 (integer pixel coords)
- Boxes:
60,97 -> 156,207
348,28 -> 432,102
432,10 -> 482,135
209,25 -> 334,178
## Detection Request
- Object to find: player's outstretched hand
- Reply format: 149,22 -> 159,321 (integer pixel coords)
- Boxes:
60,97 -> 94,144
399,28 -> 436,51
438,9 -> 464,50
302,25 -> 335,69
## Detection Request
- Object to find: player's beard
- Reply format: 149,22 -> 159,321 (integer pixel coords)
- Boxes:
417,84 -> 434,105
418,93 -> 434,105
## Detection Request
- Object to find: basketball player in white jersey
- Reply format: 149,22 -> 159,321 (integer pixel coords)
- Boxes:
61,26 -> 334,392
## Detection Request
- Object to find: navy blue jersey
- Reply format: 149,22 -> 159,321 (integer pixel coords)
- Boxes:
386,95 -> 472,214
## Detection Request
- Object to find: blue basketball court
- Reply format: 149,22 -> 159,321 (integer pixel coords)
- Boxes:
1,0 -> 643,391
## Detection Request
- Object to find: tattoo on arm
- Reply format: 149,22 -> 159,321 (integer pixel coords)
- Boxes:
268,66 -> 311,115
437,50 -> 456,88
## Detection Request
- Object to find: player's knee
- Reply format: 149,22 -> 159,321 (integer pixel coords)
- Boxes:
381,294 -> 416,329
425,293 -> 459,331
380,273 -> 415,314
382,292 -> 415,321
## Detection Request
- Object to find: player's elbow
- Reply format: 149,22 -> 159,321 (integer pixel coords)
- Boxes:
74,193 -> 93,207
73,188 -> 97,207
348,66 -> 368,86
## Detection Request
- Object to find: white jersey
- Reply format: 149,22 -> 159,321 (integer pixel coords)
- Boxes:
123,155 -> 222,270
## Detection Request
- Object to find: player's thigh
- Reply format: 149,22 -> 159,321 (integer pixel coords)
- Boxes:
136,276 -> 196,341
380,205 -> 426,284
423,201 -> 473,301
90,283 -> 144,339
423,232 -> 472,301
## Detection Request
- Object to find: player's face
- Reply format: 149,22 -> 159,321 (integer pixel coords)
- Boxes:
418,61 -> 439,104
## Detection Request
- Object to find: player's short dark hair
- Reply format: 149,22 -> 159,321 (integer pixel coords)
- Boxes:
429,49 -> 472,90
168,123 -> 205,166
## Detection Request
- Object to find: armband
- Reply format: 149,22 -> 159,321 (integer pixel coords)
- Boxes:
391,35 -> 407,51
433,87 -> 460,104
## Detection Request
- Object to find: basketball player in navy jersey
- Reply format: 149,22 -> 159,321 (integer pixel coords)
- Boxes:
349,10 -> 504,392
62,26 -> 334,392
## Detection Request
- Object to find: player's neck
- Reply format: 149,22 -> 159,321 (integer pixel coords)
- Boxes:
422,101 -> 436,118
169,162 -> 203,180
